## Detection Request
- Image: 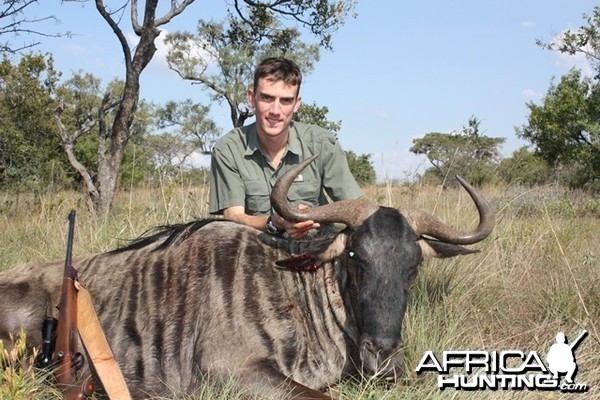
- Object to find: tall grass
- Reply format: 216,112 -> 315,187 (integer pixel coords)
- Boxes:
0,181 -> 598,399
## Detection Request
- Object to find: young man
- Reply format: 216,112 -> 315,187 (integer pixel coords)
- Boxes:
209,57 -> 362,239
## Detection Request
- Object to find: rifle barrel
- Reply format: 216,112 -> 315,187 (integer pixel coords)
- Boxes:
64,210 -> 76,278
54,210 -> 92,399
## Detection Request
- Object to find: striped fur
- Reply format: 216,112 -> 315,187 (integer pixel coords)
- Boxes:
0,207 -> 468,399
0,220 -> 361,398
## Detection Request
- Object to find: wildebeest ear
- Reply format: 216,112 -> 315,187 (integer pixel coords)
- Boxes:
418,239 -> 480,259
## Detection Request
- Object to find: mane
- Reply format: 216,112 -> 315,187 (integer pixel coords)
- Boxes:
110,218 -> 224,253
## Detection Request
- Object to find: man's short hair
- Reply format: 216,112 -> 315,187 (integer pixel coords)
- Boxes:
253,57 -> 302,95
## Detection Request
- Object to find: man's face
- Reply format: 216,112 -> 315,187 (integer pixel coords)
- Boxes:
248,77 -> 301,140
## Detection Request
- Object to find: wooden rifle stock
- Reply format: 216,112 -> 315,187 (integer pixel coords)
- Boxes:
53,210 -> 94,399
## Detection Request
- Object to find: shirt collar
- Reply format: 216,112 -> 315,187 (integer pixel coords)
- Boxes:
243,121 -> 302,158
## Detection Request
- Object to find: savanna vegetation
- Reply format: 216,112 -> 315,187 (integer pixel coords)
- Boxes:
0,181 -> 598,399
1,1 -> 599,399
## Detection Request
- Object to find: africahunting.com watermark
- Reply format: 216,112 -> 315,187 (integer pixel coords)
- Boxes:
415,330 -> 589,393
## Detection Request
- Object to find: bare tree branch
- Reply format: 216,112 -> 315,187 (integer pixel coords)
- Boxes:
155,0 -> 195,27
54,88 -> 121,202
0,0 -> 82,54
96,0 -> 133,69
54,102 -> 100,200
85,0 -> 195,214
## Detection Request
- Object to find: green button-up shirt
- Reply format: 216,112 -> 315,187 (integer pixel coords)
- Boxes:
209,121 -> 362,215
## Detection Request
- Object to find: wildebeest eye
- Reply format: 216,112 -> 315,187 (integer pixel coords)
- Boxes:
348,250 -> 356,258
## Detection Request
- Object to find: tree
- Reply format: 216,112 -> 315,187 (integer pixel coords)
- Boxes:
51,0 -> 195,215
229,0 -> 356,51
145,133 -> 189,180
165,14 -> 321,128
54,69 -> 162,200
525,6 -> 600,190
154,99 -> 221,155
119,100 -> 158,187
0,54 -> 68,190
410,116 -> 505,186
536,5 -> 600,78
58,0 -> 354,214
497,147 -> 550,186
295,102 -> 341,133
0,0 -> 77,54
165,0 -> 355,128
146,99 -> 220,181
516,69 -> 600,190
345,151 -> 375,186
54,72 -> 122,206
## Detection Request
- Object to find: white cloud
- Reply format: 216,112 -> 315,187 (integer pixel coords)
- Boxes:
556,51 -> 594,77
522,88 -> 542,100
153,30 -> 172,71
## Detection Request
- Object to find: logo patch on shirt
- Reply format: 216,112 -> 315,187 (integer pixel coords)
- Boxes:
293,174 -> 304,182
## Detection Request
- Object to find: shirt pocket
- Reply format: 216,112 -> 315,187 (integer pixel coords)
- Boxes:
287,180 -> 321,207
244,179 -> 271,215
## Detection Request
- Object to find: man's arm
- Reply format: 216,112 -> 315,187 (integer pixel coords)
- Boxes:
223,206 -> 269,231
223,206 -> 318,239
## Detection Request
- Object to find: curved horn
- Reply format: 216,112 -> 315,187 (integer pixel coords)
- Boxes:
271,155 -> 378,229
400,176 -> 495,245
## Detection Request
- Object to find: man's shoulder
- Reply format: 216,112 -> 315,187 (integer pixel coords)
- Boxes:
213,124 -> 254,151
292,122 -> 337,145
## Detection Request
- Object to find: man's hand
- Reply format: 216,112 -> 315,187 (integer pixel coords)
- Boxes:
223,205 -> 319,239
273,204 -> 320,240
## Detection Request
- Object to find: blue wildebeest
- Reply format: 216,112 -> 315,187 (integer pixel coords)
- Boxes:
0,156 -> 494,399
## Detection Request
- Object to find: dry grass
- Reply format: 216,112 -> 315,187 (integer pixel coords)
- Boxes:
0,181 -> 598,399
0,331 -> 62,399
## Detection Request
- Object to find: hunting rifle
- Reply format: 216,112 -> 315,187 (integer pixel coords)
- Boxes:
35,210 -> 130,399
53,210 -> 95,399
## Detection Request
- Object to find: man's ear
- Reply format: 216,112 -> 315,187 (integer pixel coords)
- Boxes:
247,89 -> 256,108
294,95 -> 302,112
418,239 -> 479,259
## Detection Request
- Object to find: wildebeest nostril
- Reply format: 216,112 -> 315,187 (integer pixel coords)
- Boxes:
362,336 -> 397,353
361,336 -> 375,352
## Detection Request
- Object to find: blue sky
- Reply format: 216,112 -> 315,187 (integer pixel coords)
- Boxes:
21,0 -> 597,181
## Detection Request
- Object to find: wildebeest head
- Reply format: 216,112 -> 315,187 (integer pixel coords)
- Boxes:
270,155 -> 494,381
